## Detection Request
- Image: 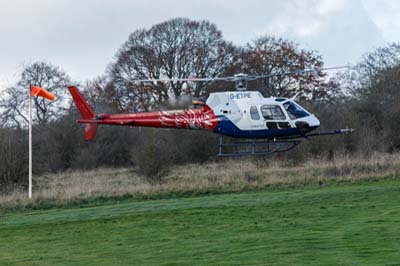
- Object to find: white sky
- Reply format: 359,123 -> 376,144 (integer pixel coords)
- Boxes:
0,0 -> 399,92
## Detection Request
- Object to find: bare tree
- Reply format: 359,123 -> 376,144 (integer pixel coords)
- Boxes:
0,61 -> 73,128
225,36 -> 338,100
82,76 -> 125,113
339,43 -> 400,99
109,17 -> 235,111
338,43 -> 400,152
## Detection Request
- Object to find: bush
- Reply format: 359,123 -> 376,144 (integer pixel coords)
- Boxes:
133,128 -> 174,184
0,128 -> 28,193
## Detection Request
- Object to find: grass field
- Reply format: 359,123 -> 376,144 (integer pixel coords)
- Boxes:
2,153 -> 400,209
1,179 -> 400,265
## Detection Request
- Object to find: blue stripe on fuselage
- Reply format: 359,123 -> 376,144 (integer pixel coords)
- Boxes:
214,116 -> 314,139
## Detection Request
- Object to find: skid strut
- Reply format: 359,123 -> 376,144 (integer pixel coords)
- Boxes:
217,136 -> 301,157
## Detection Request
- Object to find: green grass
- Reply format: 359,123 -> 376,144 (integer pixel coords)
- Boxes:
1,179 -> 400,265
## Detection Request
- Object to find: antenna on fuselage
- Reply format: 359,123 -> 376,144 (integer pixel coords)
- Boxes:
234,73 -> 248,91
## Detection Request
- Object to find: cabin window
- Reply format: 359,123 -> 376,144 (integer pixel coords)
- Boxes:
261,105 -> 286,120
278,122 -> 291,129
250,106 -> 260,120
283,101 -> 309,120
266,122 -> 278,130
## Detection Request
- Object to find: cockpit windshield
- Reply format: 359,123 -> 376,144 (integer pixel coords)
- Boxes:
283,101 -> 309,120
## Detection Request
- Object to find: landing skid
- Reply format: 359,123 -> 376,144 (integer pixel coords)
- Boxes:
216,128 -> 354,157
217,136 -> 301,157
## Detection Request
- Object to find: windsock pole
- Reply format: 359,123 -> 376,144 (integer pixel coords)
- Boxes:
28,85 -> 32,199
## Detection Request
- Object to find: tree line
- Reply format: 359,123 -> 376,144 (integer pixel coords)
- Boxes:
1,17 -> 400,191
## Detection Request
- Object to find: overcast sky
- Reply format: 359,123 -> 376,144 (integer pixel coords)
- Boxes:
1,0 -> 399,90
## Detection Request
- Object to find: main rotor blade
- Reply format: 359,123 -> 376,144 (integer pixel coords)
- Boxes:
132,66 -> 351,83
133,76 -> 231,83
249,66 -> 350,80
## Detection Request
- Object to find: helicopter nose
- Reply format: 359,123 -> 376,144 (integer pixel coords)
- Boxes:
295,115 -> 320,134
309,115 -> 320,128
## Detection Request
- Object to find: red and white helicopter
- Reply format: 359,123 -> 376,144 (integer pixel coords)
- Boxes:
68,67 -> 353,156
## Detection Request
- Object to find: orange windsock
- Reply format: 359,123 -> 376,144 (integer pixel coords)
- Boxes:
30,85 -> 55,101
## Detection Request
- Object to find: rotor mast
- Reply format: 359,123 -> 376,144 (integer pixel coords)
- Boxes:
234,73 -> 248,91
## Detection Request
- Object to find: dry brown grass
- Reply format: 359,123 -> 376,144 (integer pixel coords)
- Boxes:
2,152 -> 400,209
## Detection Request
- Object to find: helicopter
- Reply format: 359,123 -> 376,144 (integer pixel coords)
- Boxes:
68,66 -> 353,156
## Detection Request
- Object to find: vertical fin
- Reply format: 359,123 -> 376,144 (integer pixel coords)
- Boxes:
68,86 -> 98,141
68,86 -> 95,119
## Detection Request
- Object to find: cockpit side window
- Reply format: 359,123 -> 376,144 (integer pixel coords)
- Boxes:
250,106 -> 260,120
283,101 -> 309,120
260,105 -> 286,120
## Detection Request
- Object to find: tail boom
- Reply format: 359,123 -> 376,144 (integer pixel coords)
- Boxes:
68,86 -> 219,140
